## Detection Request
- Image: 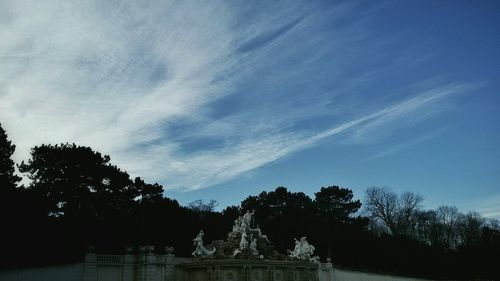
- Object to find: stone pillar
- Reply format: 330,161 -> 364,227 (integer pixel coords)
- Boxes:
163,254 -> 176,281
318,261 -> 333,281
143,252 -> 157,281
83,252 -> 97,281
136,247 -> 146,281
123,253 -> 136,281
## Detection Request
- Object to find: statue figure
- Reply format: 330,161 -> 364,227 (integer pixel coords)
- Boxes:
202,210 -> 281,260
310,255 -> 321,263
232,217 -> 241,233
233,248 -> 241,257
288,236 -> 316,261
299,237 -> 315,260
239,232 -> 249,250
241,210 -> 255,231
288,238 -> 301,259
250,236 -> 259,256
192,230 -> 216,257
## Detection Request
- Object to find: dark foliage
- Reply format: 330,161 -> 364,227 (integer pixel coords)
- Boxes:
241,187 -> 314,252
18,144 -> 139,219
0,123 -> 21,189
0,125 -> 498,279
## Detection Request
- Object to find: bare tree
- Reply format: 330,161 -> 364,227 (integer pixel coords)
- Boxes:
436,205 -> 463,249
413,209 -> 439,245
188,199 -> 218,213
399,191 -> 424,236
416,208 -> 486,250
460,211 -> 484,246
365,187 -> 398,234
364,186 -> 423,236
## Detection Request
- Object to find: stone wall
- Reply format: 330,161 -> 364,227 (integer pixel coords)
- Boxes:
0,263 -> 84,281
331,268 -> 432,281
0,254 -> 434,281
177,259 -> 319,281
81,253 -> 190,281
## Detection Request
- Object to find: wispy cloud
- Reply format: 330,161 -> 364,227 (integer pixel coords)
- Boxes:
0,1 -> 480,190
135,83 -> 475,190
468,195 -> 500,219
363,130 -> 446,161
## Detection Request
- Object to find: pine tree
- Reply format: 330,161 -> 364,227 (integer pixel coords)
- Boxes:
0,123 -> 21,190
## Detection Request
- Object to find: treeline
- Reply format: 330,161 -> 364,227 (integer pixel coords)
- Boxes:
0,123 -> 499,280
365,187 -> 500,251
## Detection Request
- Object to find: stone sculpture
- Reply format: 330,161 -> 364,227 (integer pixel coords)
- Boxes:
239,232 -> 249,249
249,236 -> 259,256
192,230 -> 216,257
232,217 -> 241,233
207,210 -> 283,259
193,210 -> 317,262
182,211 -> 321,281
288,236 -> 319,262
240,210 -> 254,231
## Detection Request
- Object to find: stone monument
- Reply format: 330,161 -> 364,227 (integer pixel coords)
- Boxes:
288,237 -> 320,263
178,210 -> 319,281
192,230 -> 216,257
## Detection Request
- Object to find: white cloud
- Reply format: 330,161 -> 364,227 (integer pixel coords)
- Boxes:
0,1 -> 238,164
0,1 -> 479,191
363,130 -> 446,161
128,82 -> 475,190
468,195 -> 500,220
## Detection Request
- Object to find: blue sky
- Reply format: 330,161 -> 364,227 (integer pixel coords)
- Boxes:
1,1 -> 499,217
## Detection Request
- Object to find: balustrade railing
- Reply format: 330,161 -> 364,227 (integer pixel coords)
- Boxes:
96,254 -> 123,264
156,255 -> 165,264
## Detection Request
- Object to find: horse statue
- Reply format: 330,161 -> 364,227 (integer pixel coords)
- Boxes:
288,236 -> 317,262
192,230 -> 216,257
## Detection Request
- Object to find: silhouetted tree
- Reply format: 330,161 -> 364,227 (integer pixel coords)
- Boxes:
134,177 -> 164,204
1,134 -> 498,280
364,186 -> 423,236
0,123 -> 22,266
413,209 -> 440,245
398,191 -> 424,236
18,143 -> 138,219
0,124 -> 56,267
459,211 -> 484,247
313,186 -> 365,259
313,186 -> 362,223
221,205 -> 241,219
241,187 -> 313,251
0,123 -> 20,190
435,205 -> 463,250
242,186 -> 312,219
188,199 -> 218,213
365,187 -> 398,233
220,205 -> 242,230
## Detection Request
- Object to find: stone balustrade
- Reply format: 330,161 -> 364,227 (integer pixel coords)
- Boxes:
83,249 -> 194,281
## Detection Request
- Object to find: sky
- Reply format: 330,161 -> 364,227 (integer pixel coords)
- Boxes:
0,1 -> 499,218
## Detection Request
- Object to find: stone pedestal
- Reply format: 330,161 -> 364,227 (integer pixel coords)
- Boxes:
123,254 -> 136,281
163,254 -> 176,281
83,253 -> 97,281
143,253 -> 156,281
318,261 -> 333,281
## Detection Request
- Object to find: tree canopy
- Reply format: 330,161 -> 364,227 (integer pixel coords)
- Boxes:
364,186 -> 423,236
18,143 -> 164,220
0,123 -> 20,190
313,185 -> 362,223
